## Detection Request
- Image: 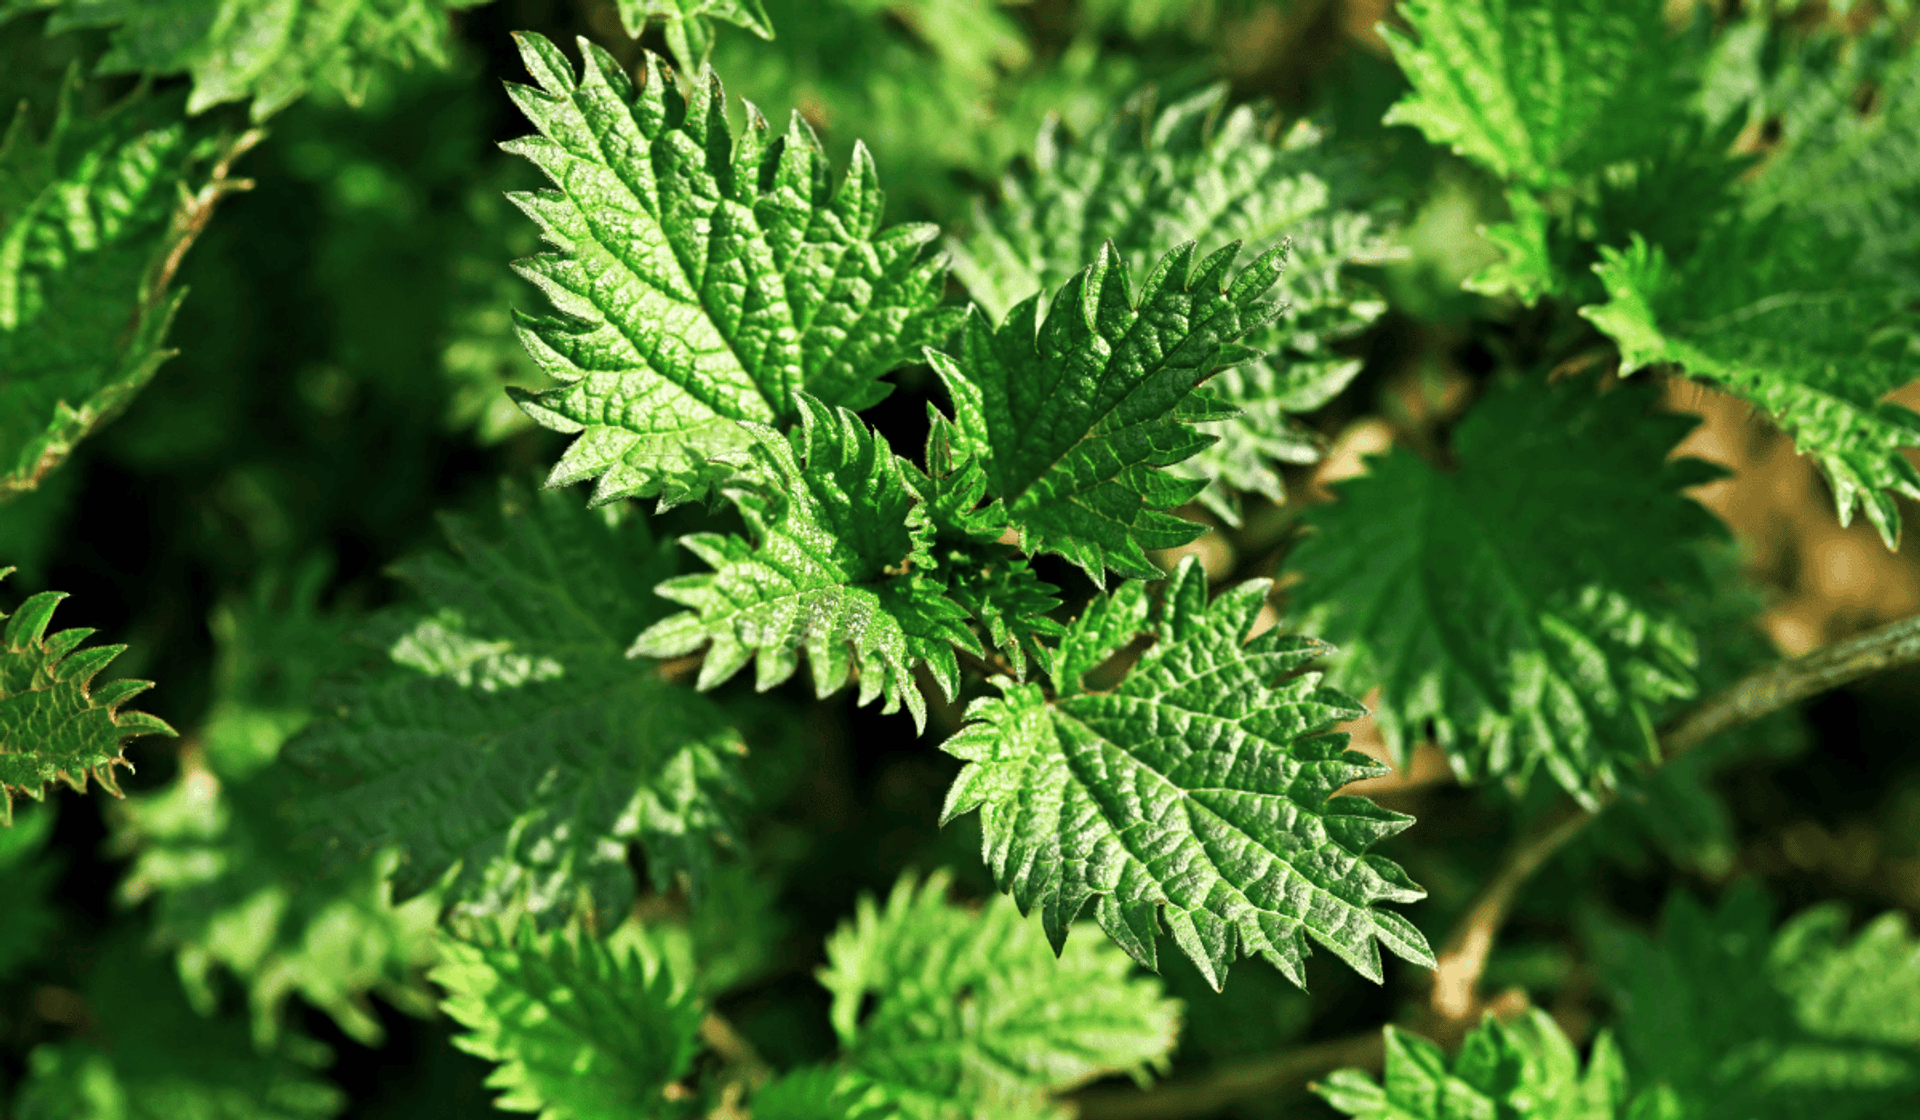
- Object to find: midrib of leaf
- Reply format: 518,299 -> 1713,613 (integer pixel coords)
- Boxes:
1319,463 -> 1472,726
699,564 -> 860,622
1049,695 -> 1368,953
1010,416 -> 1141,517
512,51 -> 801,428
576,680 -> 639,839
1338,452 -> 1625,782
1162,158 -> 1330,276
786,496 -> 890,580
854,959 -> 1162,1092
492,972 -> 636,1059
856,1031 -> 1036,1069
568,110 -> 782,424
999,274 -> 1237,503
1173,785 -> 1347,915
1438,3 -> 1513,162
729,455 -> 908,585
997,325 -> 1094,492
363,668 -> 673,905
799,246 -> 870,377
973,1047 -> 1126,1094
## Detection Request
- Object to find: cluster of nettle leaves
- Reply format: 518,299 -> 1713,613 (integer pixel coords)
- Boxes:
2,0 -> 1920,1117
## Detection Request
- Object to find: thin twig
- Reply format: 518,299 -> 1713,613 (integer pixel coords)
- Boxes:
147,127 -> 265,301
8,127 -> 264,498
656,652 -> 705,684
696,1009 -> 773,1120
699,1010 -> 774,1093
124,125 -> 267,353
1659,611 -> 1920,758
1428,608 -> 1920,1020
1427,802 -> 1590,1021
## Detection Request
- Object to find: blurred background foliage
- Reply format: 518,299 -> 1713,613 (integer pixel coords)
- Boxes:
1,0 -> 1919,1117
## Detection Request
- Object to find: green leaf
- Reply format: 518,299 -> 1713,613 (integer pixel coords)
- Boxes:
1593,885 -> 1920,1120
630,397 -> 976,731
1171,354 -> 1362,525
1380,0 -> 1691,191
938,550 -> 1064,681
950,86 -> 1377,326
1282,376 -> 1725,805
703,0 -> 1148,221
500,33 -> 959,507
1315,1009 -> 1671,1120
1461,187 -> 1557,305
111,562 -> 439,1049
285,486 -> 745,926
613,861 -> 790,999
818,869 -> 1179,1120
616,0 -> 772,38
43,0 -> 490,121
0,567 -> 175,825
1460,118 -> 1754,309
929,240 -> 1285,583
114,763 -> 442,1048
13,933 -> 347,1120
194,560 -> 374,781
1583,543 -> 1808,879
951,85 -> 1388,522
907,413 -> 1064,681
1582,220 -> 1920,549
0,800 -> 57,979
941,557 -> 1432,991
0,0 -> 54,26
1377,0 -> 1765,315
750,1068 -> 903,1120
432,921 -> 702,1120
614,0 -> 773,70
0,76 -> 211,501
1703,14 -> 1920,295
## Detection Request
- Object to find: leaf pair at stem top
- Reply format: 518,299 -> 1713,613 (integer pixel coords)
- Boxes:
503,30 -> 1294,699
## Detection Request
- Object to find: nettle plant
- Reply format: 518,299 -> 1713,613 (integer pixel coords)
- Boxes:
2,0 -> 1920,1117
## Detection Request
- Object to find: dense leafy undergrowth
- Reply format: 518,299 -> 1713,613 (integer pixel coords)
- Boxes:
3,0 -> 1920,1117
